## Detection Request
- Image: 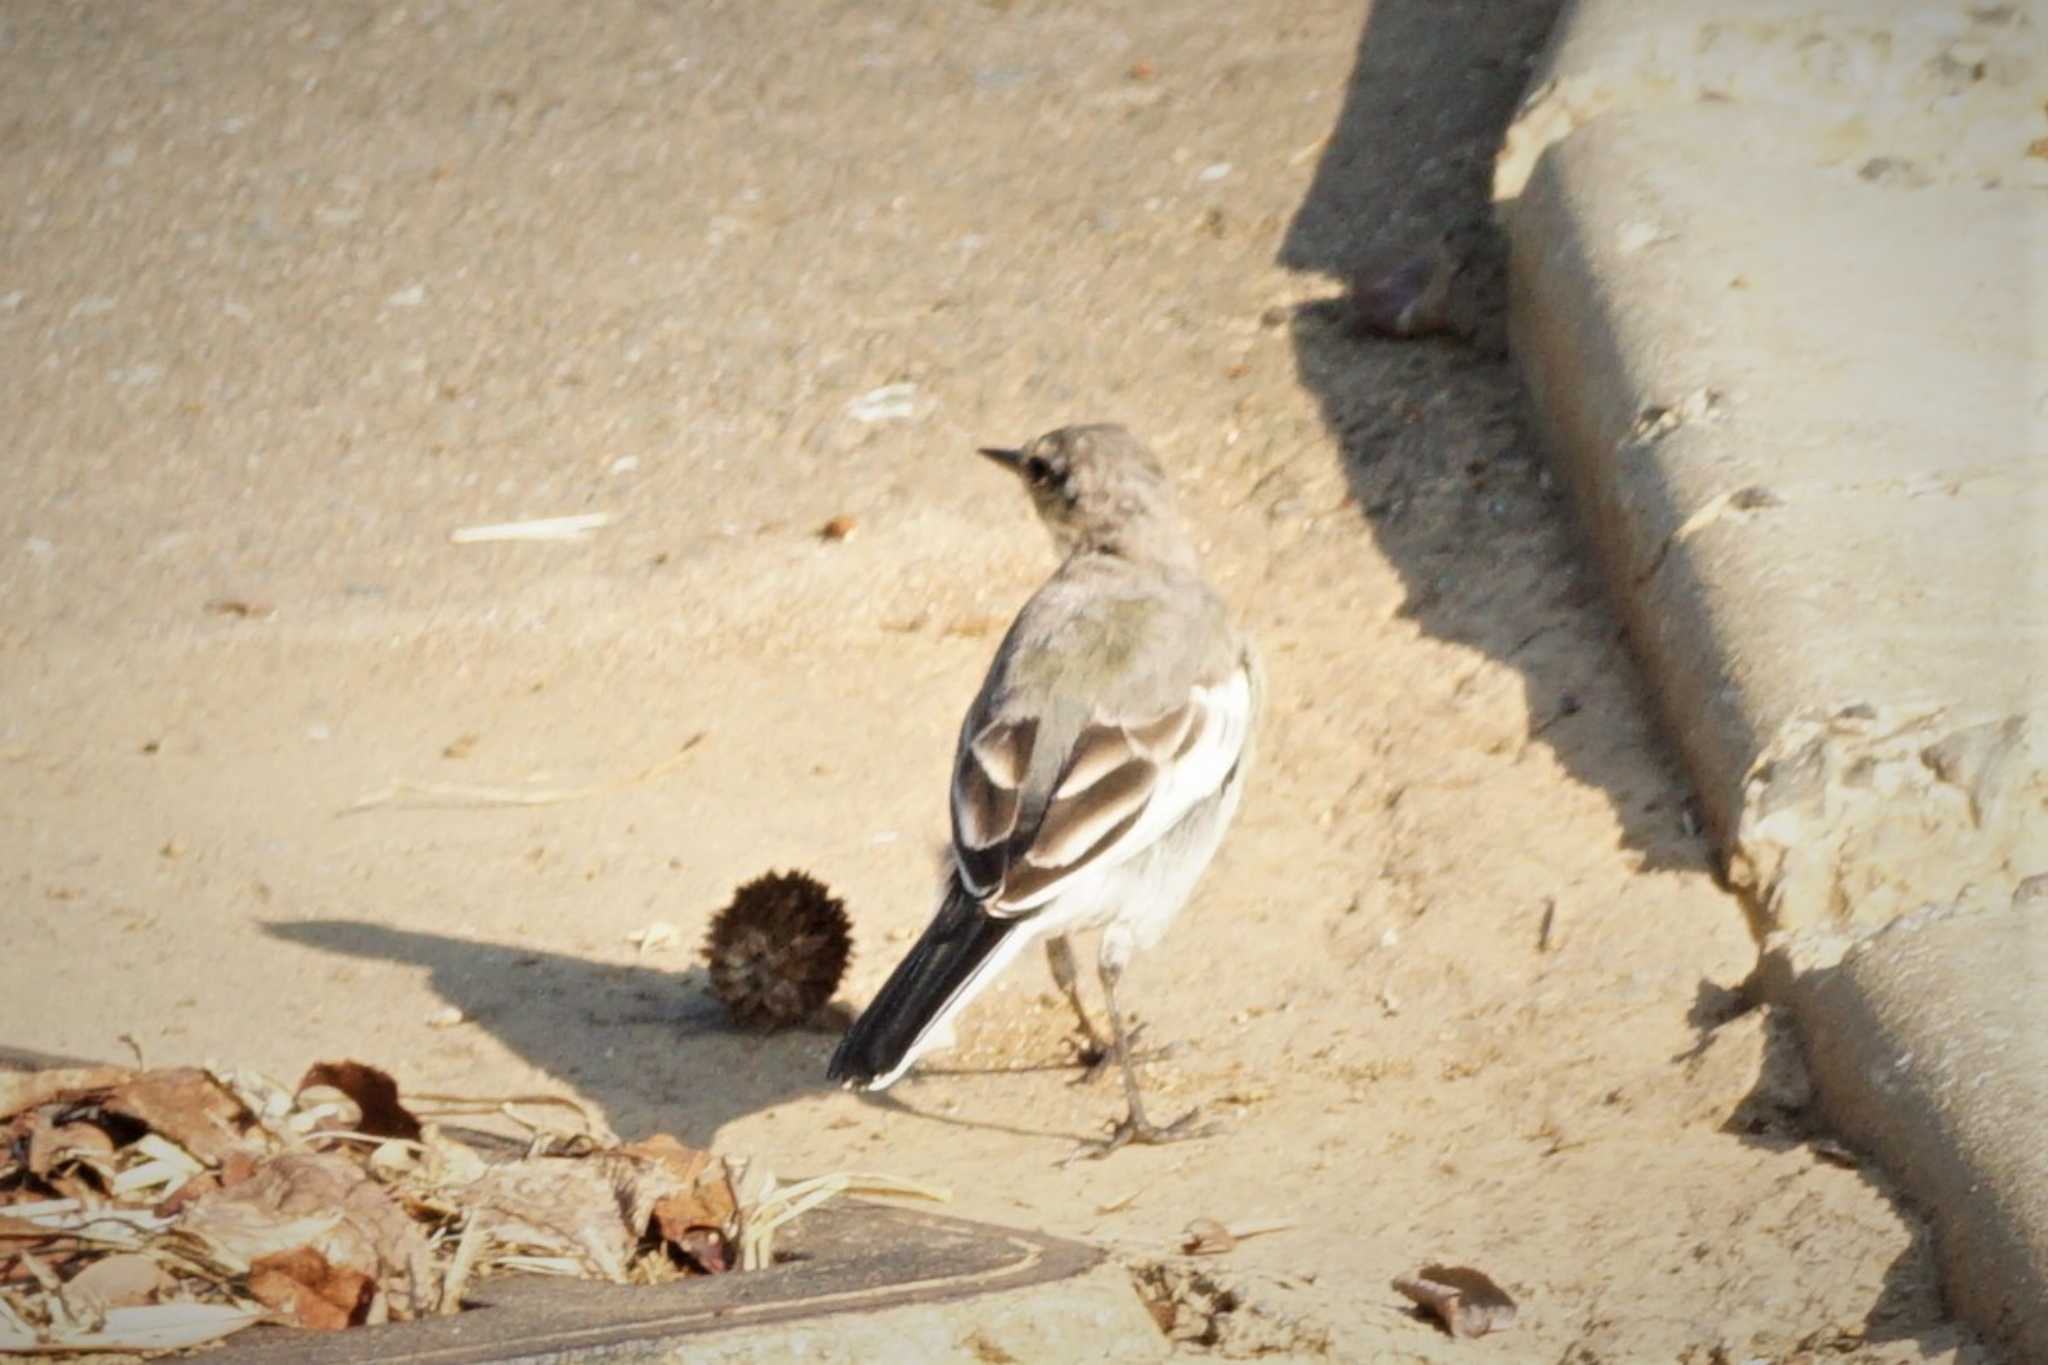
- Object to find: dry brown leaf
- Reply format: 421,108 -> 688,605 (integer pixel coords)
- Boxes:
622,1135 -> 735,1220
246,1246 -> 375,1330
1181,1218 -> 1236,1255
0,1069 -> 133,1124
4,1301 -> 266,1354
23,1114 -> 115,1180
152,1147 -> 263,1222
169,1203 -> 346,1275
59,1252 -> 165,1311
296,1062 -> 422,1142
152,1177 -> 218,1220
220,1149 -> 265,1186
648,1181 -> 729,1243
618,1133 -> 710,1179
616,1134 -> 736,1273
1392,1263 -> 1518,1338
176,1152 -> 433,1318
463,1157 -> 637,1282
0,1212 -> 69,1243
101,1069 -> 266,1166
41,1171 -> 98,1204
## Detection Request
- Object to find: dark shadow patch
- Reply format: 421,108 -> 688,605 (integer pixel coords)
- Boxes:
1277,0 -> 1714,868
263,919 -> 838,1145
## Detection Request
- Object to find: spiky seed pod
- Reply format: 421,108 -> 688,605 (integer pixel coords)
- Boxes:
702,870 -> 853,1030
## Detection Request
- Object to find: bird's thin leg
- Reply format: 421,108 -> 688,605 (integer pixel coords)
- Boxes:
1065,959 -> 1213,1162
1044,936 -> 1115,1079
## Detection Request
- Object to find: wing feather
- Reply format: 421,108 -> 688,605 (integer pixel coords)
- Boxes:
953,661 -> 1254,917
953,717 -> 1037,894
1031,755 -> 1156,866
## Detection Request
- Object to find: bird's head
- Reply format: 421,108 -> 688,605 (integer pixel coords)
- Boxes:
977,424 -> 1190,565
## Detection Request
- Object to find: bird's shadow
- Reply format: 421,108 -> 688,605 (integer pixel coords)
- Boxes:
263,918 -> 1111,1149
263,919 -> 841,1144
1278,0 -> 1713,868
858,1086 -> 1084,1147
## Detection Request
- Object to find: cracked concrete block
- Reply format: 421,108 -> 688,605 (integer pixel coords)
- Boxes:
1495,0 -> 2046,202
1505,102 -> 2045,936
1732,707 -> 2045,931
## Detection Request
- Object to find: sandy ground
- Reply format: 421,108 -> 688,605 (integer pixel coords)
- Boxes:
1,3 -> 1998,1360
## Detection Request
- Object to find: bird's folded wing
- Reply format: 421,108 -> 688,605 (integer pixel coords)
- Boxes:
951,660 -> 1253,914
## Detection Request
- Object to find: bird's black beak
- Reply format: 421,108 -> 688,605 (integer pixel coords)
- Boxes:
977,445 -> 1025,473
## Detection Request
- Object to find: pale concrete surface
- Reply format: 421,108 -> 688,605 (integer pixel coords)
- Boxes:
1499,0 -> 2046,1355
630,1262 -> 1170,1365
1506,102 -> 2044,937
1761,882 -> 2048,1363
1495,0 -> 2046,202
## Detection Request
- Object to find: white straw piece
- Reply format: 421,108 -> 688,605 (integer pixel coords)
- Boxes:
450,513 -> 613,544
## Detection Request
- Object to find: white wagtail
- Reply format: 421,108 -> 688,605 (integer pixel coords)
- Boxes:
828,424 -> 1260,1156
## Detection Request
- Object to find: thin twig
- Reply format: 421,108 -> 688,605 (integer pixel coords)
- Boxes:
406,1089 -> 615,1144
344,734 -> 705,814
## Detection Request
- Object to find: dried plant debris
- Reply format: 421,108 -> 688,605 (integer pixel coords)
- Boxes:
703,870 -> 853,1030
296,1061 -> 423,1143
730,1165 -> 945,1273
1392,1263 -> 1518,1338
244,1246 -> 375,1331
1128,1261 -> 1332,1357
1,1058 -> 931,1353
1179,1217 -> 1297,1256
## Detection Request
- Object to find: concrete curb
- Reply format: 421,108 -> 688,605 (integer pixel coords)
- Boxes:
1503,96 -> 2042,937
1497,0 -> 2046,1356
1758,882 -> 2048,1360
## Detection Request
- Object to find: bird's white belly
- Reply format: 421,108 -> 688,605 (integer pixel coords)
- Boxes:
1034,758 -> 1246,967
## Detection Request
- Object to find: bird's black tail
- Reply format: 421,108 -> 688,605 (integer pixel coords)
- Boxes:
827,877 -> 1025,1089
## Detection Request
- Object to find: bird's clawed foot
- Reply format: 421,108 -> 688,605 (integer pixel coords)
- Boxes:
1060,1104 -> 1215,1165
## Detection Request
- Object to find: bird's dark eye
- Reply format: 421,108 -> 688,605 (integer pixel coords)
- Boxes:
1023,456 -> 1054,485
